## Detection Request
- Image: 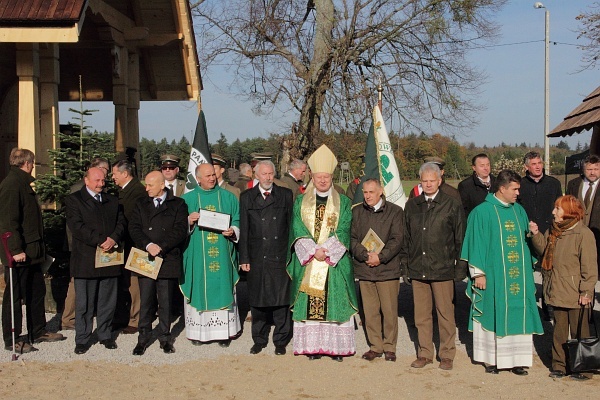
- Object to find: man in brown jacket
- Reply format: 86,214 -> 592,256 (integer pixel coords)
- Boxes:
351,178 -> 404,362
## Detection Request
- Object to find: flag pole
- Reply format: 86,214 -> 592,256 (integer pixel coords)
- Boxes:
377,77 -> 383,112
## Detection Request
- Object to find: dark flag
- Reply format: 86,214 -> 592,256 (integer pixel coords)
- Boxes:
564,149 -> 589,175
185,110 -> 213,193
352,119 -> 379,206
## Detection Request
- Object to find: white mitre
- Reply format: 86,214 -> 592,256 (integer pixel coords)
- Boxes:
307,144 -> 337,175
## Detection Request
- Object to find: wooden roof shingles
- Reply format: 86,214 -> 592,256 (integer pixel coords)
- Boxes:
0,0 -> 86,24
549,85 -> 600,137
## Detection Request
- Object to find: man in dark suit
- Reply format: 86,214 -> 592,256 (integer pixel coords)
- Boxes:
111,159 -> 147,334
566,154 -> 600,275
128,171 -> 188,355
62,157 -> 110,331
458,153 -> 496,217
0,148 -> 65,353
65,167 -> 126,354
239,160 -> 294,355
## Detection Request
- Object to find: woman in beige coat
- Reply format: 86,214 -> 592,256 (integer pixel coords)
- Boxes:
531,195 -> 598,381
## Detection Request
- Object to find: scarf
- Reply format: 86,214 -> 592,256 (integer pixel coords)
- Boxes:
541,218 -> 579,271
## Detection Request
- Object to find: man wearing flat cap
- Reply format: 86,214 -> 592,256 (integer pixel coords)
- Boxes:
160,154 -> 185,197
409,156 -> 461,203
212,153 -> 240,200
287,145 -> 358,362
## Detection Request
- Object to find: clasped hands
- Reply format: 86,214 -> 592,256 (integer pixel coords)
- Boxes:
366,252 -> 380,267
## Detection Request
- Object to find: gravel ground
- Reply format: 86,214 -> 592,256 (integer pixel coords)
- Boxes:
1,273 -> 599,367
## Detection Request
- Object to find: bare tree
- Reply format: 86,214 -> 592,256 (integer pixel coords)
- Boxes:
577,2 -> 600,70
192,0 -> 506,158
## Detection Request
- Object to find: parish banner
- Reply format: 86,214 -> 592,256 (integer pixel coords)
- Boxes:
353,106 -> 406,208
184,110 -> 213,193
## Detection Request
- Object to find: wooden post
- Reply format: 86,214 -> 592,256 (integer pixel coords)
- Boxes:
16,43 -> 40,175
39,44 -> 60,176
113,45 -> 129,156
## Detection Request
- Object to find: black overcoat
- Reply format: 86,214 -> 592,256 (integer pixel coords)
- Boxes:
128,190 -> 188,279
239,184 -> 293,307
0,166 -> 45,265
65,186 -> 126,278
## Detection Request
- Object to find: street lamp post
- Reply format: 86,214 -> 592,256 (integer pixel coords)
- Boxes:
534,2 -> 550,173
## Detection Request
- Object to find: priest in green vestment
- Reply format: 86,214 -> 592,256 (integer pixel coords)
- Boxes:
180,163 -> 241,346
461,169 -> 543,375
287,145 -> 358,361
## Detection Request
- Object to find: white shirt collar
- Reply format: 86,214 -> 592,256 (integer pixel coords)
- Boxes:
86,187 -> 100,200
315,187 -> 332,197
372,198 -> 383,211
424,190 -> 439,202
259,185 -> 273,196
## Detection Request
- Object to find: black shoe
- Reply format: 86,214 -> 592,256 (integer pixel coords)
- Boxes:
160,342 -> 175,354
331,356 -> 343,362
250,344 -> 266,354
549,370 -> 565,378
307,355 -> 322,360
511,367 -> 528,376
485,365 -> 499,374
219,340 -> 231,348
74,344 -> 89,355
191,340 -> 204,346
275,345 -> 286,355
570,373 -> 591,381
133,343 -> 148,356
100,339 -> 117,350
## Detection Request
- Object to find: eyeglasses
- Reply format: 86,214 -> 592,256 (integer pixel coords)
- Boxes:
162,166 -> 177,171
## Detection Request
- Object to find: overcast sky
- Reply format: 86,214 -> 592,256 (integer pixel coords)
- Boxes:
59,0 -> 597,150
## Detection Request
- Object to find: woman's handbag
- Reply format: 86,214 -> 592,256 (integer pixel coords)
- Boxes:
566,305 -> 600,373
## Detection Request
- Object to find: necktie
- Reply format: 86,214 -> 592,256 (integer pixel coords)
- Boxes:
95,194 -> 101,203
155,198 -> 162,208
427,198 -> 433,209
169,184 -> 174,192
584,181 -> 595,209
264,191 -> 270,200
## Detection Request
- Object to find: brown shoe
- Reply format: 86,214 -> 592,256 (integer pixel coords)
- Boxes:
439,358 -> 453,370
384,351 -> 397,362
361,350 -> 383,361
411,357 -> 433,368
121,326 -> 138,334
34,332 -> 66,343
5,342 -> 38,353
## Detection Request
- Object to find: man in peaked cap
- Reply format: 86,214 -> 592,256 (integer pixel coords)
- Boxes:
286,144 -> 358,362
212,153 -> 241,200
160,154 -> 185,197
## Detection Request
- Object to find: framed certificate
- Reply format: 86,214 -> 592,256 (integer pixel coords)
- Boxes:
361,228 -> 385,254
125,247 -> 163,280
198,209 -> 231,231
95,247 -> 124,268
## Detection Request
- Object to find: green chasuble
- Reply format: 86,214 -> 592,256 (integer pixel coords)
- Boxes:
180,185 -> 239,311
286,190 -> 358,323
461,193 -> 543,337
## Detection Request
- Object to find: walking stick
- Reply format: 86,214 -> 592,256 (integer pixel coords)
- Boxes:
1,232 -> 18,361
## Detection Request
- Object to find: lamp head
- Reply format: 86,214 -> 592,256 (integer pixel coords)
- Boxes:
533,2 -> 545,9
